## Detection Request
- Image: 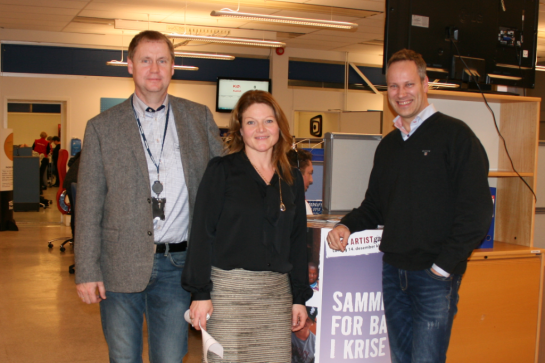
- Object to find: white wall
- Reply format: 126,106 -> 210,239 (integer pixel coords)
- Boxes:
0,75 -> 384,151
295,111 -> 339,138
339,111 -> 382,134
8,112 -> 61,146
0,75 -> 233,149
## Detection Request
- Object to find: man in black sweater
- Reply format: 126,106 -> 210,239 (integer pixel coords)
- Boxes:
327,49 -> 492,363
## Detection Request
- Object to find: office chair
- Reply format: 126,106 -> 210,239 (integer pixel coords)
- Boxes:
47,149 -> 72,251
68,182 -> 77,274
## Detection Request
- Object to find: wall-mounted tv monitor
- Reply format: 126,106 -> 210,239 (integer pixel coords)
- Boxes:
383,0 -> 539,89
216,77 -> 272,112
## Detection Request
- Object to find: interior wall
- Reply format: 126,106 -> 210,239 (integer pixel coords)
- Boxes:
431,98 -> 502,171
8,112 -> 61,146
0,29 -> 386,148
339,111 -> 382,134
295,111 -> 339,138
0,75 -> 232,151
291,88 -> 383,112
0,74 -> 385,152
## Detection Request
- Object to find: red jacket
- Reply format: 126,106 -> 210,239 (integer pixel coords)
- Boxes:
33,138 -> 50,155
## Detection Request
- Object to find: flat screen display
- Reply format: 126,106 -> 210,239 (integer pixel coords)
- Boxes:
216,77 -> 271,112
383,0 -> 539,89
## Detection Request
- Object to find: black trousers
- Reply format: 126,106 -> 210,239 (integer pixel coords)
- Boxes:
39,159 -> 49,189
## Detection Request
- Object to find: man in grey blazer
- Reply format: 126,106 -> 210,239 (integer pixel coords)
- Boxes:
75,30 -> 223,363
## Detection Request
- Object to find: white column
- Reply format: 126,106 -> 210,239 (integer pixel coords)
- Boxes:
269,48 -> 294,133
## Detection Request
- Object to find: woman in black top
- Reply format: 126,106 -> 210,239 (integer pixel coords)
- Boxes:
182,90 -> 312,362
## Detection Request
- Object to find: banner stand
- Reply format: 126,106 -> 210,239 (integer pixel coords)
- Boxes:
0,130 -> 18,232
292,218 -> 391,363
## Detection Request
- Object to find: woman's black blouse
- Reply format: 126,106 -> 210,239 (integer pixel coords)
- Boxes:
182,151 -> 312,305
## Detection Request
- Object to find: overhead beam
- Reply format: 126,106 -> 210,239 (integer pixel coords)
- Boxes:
349,63 -> 379,94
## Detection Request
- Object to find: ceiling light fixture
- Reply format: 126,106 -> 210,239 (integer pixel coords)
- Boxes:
168,33 -> 286,48
175,51 -> 235,60
106,60 -> 198,71
210,10 -> 358,30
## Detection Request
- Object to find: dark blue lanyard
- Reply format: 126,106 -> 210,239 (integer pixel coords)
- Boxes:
131,97 -> 170,179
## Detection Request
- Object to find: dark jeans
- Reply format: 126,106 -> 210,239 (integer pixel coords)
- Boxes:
52,160 -> 59,186
99,251 -> 191,363
39,158 -> 49,189
382,262 -> 462,363
65,191 -> 75,236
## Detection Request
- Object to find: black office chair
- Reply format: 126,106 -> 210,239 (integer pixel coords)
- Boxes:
47,150 -> 72,251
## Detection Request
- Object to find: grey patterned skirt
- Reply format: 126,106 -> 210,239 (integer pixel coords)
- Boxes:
204,267 -> 293,363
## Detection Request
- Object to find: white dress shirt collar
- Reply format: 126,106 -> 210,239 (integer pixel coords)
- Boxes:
393,104 -> 437,141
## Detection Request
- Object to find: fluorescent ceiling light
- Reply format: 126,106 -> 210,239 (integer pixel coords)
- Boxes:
168,33 -> 286,48
106,60 -> 198,71
536,65 -> 545,71
175,52 -> 235,60
210,10 -> 358,30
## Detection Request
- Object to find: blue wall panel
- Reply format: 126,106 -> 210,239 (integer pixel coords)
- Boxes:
349,65 -> 386,86
1,44 -> 384,87
288,60 -> 385,86
289,60 -> 344,83
172,57 -> 269,82
1,44 -> 270,82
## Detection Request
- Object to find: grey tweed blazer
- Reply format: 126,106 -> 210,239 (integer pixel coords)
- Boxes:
74,95 -> 223,292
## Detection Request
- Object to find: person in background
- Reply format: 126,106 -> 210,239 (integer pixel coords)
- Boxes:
327,49 -> 492,363
33,131 -> 50,190
75,30 -> 223,363
183,90 -> 312,362
288,148 -> 314,215
51,136 -> 61,187
291,306 -> 317,363
63,151 -> 80,238
308,262 -> 319,292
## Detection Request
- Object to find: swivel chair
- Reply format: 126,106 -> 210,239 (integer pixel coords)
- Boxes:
47,149 -> 72,251
68,182 -> 77,274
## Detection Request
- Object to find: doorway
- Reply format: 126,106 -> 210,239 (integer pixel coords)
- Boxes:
7,100 -> 68,226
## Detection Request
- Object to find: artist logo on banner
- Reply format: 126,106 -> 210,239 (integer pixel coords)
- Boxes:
326,229 -> 382,258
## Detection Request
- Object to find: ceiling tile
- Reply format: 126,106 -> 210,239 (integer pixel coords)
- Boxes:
270,0 -> 384,12
0,4 -> 79,16
0,0 -> 87,9
0,17 -> 70,27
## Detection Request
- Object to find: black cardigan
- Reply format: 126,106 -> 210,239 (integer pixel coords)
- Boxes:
182,151 -> 313,304
341,112 -> 493,275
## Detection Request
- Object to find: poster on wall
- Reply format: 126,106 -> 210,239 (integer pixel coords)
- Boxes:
1,129 -> 14,192
293,227 -> 391,363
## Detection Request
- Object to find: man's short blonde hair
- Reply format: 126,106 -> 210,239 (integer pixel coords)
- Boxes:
386,49 -> 427,81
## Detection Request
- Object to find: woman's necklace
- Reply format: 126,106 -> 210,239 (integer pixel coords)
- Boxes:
249,159 -> 272,185
247,157 -> 286,212
278,174 -> 286,212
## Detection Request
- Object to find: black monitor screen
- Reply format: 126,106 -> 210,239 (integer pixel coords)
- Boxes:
216,77 -> 272,112
384,0 -> 539,88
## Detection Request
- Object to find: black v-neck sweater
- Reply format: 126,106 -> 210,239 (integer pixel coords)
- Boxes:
341,112 -> 493,275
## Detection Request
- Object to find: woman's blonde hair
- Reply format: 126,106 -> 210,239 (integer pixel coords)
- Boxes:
224,90 -> 294,184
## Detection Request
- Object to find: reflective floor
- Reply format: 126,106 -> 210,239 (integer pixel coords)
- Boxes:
1,188 -> 202,363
